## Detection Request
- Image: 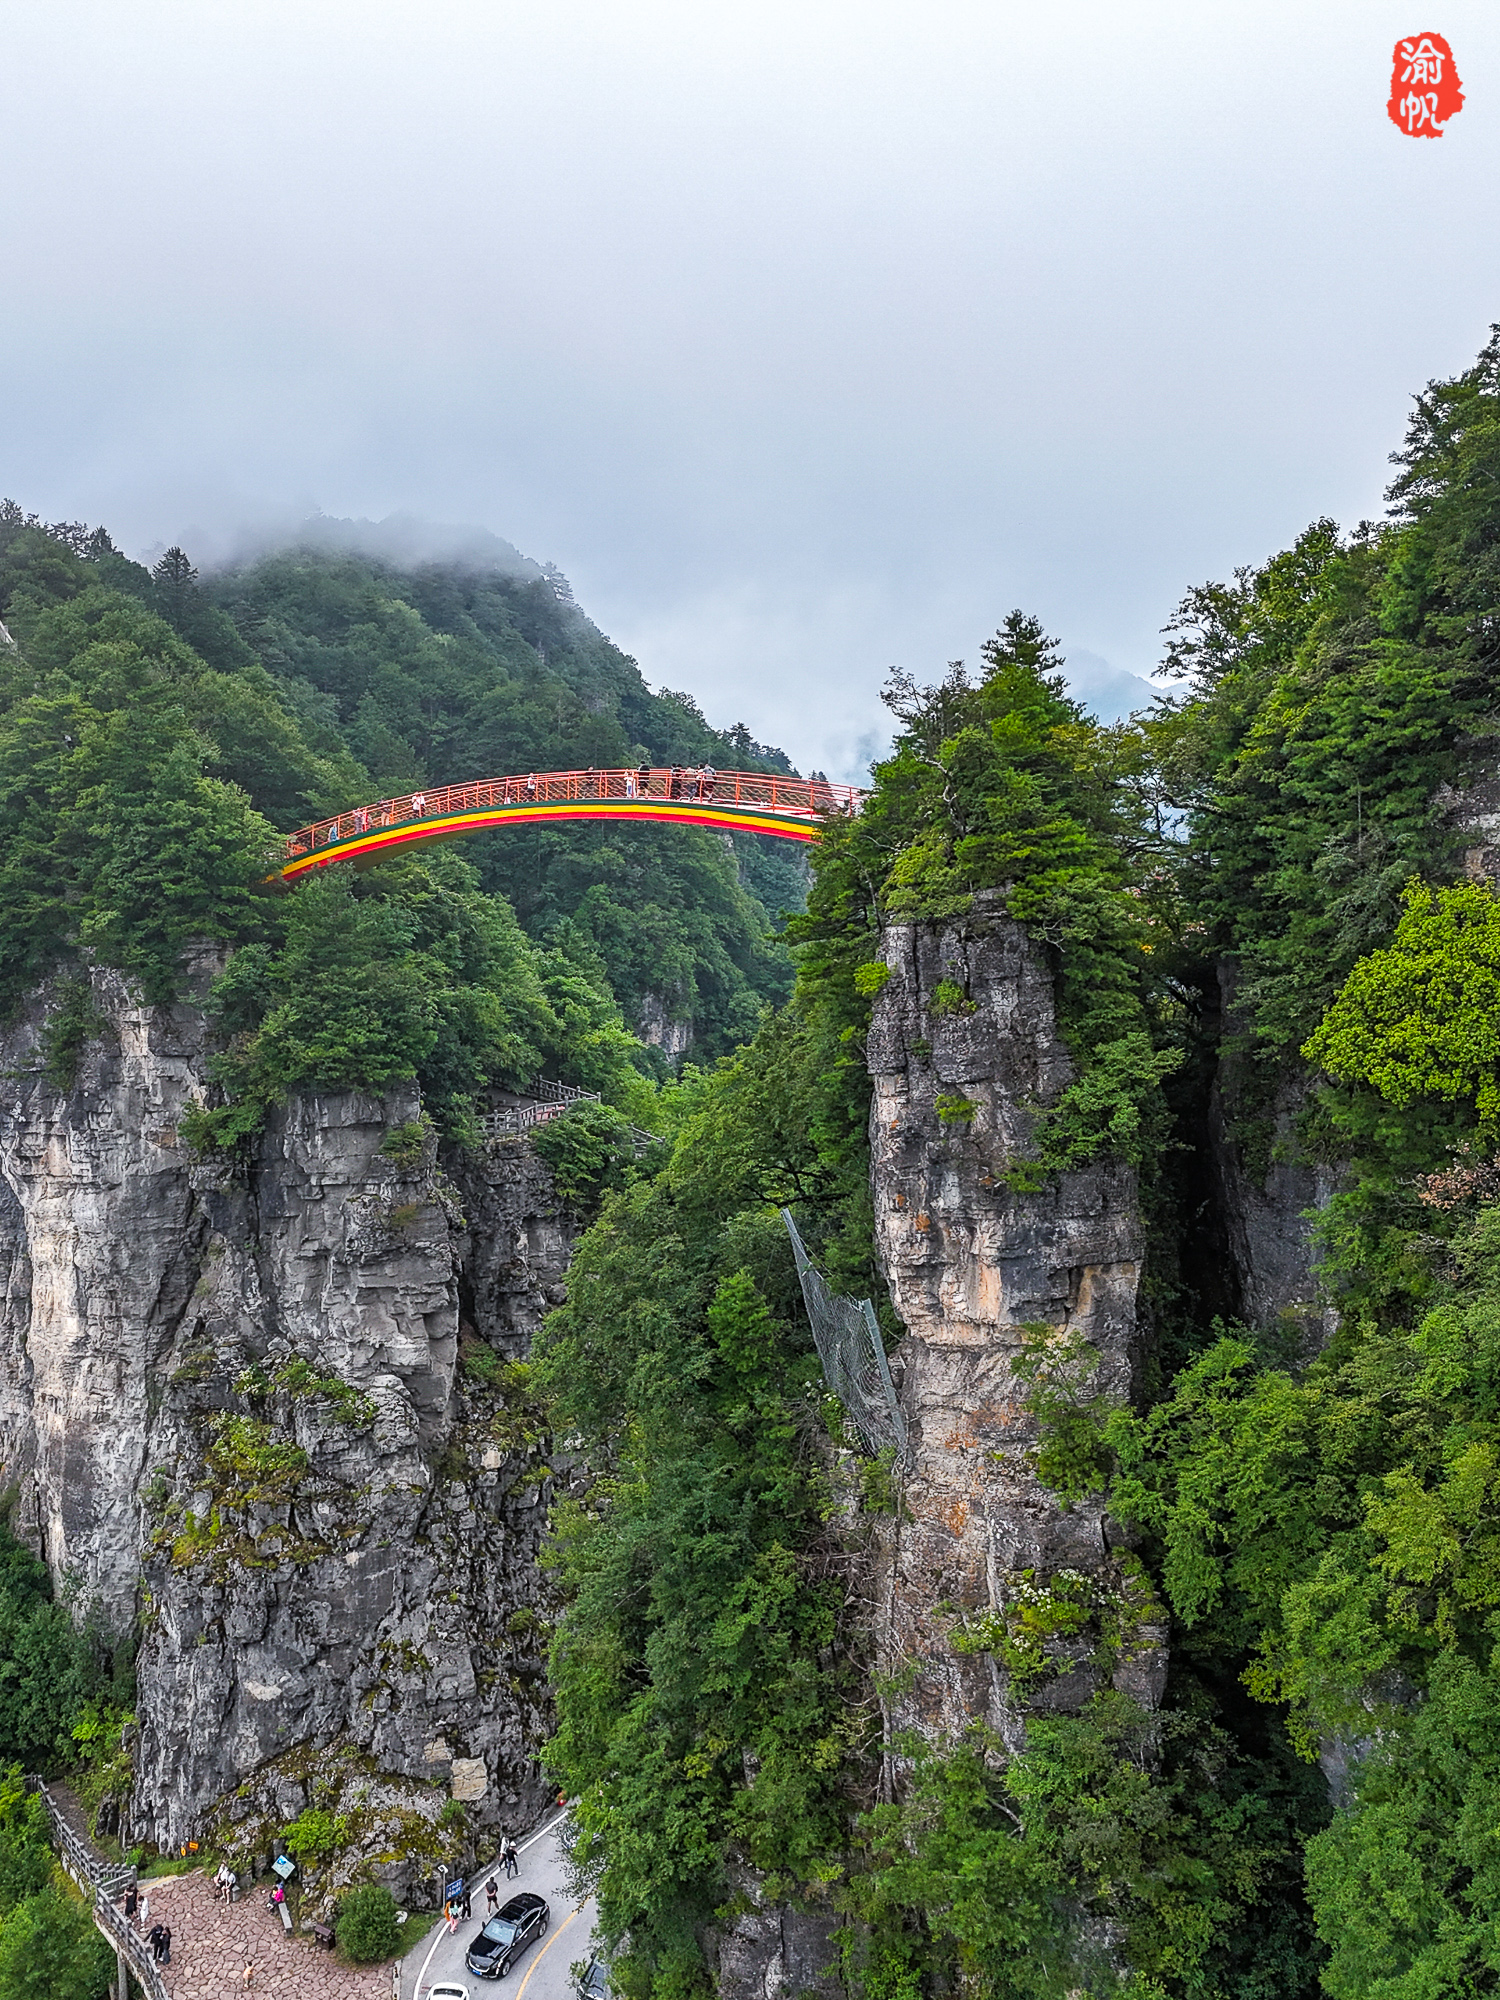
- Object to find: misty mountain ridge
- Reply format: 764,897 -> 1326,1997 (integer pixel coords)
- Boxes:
1061,646 -> 1164,724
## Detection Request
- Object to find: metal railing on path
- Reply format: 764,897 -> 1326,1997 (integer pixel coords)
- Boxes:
26,1776 -> 168,2000
481,1078 -> 657,1155
278,764 -> 866,878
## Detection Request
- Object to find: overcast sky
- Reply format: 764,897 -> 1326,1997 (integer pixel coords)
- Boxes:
5,2 -> 1498,776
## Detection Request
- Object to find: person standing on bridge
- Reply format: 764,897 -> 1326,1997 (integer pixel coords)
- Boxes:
525,773 -> 537,801
412,791 -> 426,818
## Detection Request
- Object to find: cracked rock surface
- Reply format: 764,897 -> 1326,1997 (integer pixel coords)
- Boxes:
866,905 -> 1166,1752
0,961 -> 570,1900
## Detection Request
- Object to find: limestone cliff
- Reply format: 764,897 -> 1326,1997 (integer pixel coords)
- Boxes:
865,899 -> 1166,1752
0,960 -> 570,1902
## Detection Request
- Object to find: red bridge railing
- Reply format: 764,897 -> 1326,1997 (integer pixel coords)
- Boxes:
282,766 -> 865,864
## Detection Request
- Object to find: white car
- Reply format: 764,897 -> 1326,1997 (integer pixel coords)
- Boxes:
431,1986 -> 471,2000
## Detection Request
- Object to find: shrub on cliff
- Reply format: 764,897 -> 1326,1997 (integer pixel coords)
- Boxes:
529,1100 -> 637,1214
335,1881 -> 402,1962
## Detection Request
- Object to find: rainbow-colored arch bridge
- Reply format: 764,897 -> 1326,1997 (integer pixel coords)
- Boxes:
276,766 -> 865,882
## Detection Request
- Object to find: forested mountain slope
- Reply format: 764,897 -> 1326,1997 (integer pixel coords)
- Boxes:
0,512 -> 805,1126
538,328 -> 1500,2000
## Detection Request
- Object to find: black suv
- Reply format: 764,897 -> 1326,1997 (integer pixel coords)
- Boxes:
466,1892 -> 550,1980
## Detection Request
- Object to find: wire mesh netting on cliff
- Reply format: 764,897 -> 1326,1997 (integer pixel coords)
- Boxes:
781,1208 -> 909,1471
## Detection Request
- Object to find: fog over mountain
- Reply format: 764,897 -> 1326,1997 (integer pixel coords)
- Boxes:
6,0 -> 1498,778
168,509 -> 1162,774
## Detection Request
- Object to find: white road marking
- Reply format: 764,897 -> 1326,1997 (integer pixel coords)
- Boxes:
413,1810 -> 570,1999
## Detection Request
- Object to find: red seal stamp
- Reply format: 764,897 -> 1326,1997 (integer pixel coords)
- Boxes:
1387,33 -> 1464,137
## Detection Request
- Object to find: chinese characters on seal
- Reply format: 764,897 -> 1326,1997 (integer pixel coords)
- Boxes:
1387,33 -> 1464,137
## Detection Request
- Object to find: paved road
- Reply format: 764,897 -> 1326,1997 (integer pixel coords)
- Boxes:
402,1815 -> 597,2000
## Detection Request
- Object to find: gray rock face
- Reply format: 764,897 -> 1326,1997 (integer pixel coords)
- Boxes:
711,1870 -> 840,2000
865,906 -> 1165,1751
0,963 -> 571,1894
635,992 -> 693,1060
1206,966 -> 1337,1346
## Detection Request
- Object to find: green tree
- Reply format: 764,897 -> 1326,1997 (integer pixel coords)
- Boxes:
0,1772 -> 52,1917
0,1531 -> 88,1769
0,1883 -> 114,2000
335,1882 -> 402,1962
1304,879 -> 1500,1131
536,1084 -> 849,1991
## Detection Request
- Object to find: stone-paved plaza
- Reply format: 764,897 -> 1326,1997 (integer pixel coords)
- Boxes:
122,1868 -> 394,1998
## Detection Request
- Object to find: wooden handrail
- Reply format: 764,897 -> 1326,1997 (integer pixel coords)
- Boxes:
281,766 -> 865,865
25,1776 -> 169,2000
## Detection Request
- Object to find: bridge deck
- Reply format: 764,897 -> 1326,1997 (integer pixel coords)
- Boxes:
277,766 -> 863,880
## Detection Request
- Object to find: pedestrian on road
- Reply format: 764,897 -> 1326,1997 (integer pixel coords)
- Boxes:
147,1924 -> 164,1961
138,1892 -> 149,1932
503,1837 -> 519,1880
486,1877 -> 500,1914
124,1884 -> 137,1921
445,1900 -> 458,1935
461,1882 -> 473,1919
159,1925 -> 172,1967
